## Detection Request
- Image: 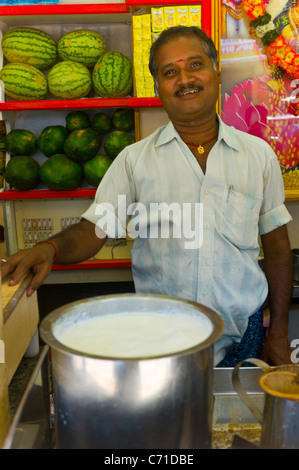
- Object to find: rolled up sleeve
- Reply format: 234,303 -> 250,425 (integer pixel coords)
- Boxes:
258,152 -> 292,235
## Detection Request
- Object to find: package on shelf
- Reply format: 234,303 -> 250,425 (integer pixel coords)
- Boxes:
164,7 -> 177,29
133,12 -> 155,98
151,8 -> 165,33
176,5 -> 189,26
189,5 -> 201,27
151,5 -> 201,30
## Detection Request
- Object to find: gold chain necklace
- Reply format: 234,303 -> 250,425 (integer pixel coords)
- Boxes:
185,134 -> 218,154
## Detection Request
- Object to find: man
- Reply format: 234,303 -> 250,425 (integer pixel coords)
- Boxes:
1,26 -> 293,366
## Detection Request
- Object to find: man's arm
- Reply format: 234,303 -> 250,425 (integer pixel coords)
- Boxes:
1,219 -> 107,296
260,224 -> 293,365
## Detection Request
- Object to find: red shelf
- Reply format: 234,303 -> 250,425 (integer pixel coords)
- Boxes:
0,188 -> 97,200
0,97 -> 162,112
52,259 -> 131,270
0,3 -> 129,17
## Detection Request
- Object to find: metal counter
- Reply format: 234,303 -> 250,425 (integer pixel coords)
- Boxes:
2,346 -> 264,450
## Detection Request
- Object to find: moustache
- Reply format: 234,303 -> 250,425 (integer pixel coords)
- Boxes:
175,84 -> 204,97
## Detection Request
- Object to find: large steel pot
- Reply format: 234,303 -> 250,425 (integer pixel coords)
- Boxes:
40,294 -> 223,449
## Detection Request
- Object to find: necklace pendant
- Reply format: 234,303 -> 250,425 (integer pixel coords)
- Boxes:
197,145 -> 205,154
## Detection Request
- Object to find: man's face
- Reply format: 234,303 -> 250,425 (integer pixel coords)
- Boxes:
155,35 -> 221,123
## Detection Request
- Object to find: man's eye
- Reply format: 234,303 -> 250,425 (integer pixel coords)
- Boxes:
164,69 -> 175,76
190,61 -> 201,68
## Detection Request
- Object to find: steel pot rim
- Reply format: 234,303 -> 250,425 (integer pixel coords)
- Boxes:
39,293 -> 224,361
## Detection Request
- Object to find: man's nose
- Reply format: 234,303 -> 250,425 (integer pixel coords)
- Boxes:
177,68 -> 195,85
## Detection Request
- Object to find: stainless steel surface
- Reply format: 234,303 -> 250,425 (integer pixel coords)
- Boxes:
213,366 -> 264,427
292,249 -> 299,282
39,294 -> 224,449
2,346 -> 52,449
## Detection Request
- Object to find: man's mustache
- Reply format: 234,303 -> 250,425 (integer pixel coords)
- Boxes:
175,84 -> 204,97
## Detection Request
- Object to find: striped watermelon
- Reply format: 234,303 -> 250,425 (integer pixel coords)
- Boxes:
0,63 -> 48,100
1,27 -> 57,71
58,29 -> 106,68
92,51 -> 133,98
48,61 -> 92,99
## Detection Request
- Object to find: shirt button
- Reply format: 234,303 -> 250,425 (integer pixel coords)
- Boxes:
204,223 -> 209,229
204,189 -> 210,195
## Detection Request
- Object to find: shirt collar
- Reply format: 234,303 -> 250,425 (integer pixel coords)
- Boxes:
156,114 -> 241,152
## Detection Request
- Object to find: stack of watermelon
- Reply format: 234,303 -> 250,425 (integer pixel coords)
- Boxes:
3,107 -> 135,190
0,27 -> 133,101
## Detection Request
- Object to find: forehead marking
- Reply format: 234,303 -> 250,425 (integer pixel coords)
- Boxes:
175,59 -> 184,63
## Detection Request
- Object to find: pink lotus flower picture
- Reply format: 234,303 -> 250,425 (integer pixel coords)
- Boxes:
221,76 -> 299,188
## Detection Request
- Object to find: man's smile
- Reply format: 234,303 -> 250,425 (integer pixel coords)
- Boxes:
175,85 -> 204,97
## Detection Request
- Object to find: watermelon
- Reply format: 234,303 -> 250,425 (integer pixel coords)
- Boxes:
1,27 -> 57,71
38,125 -> 69,158
65,111 -> 91,132
40,154 -> 83,190
5,156 -> 40,190
92,51 -> 133,98
64,128 -> 101,162
0,63 -> 48,101
58,29 -> 106,68
48,61 -> 92,99
92,112 -> 112,134
83,154 -> 112,187
104,131 -> 135,158
112,108 -> 134,132
5,129 -> 37,156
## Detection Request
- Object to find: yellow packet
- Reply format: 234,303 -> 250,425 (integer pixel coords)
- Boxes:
176,6 -> 189,26
133,52 -> 143,66
151,8 -> 165,32
133,27 -> 143,43
164,7 -> 177,29
142,27 -> 152,41
136,84 -> 146,97
145,76 -> 154,88
134,64 -> 144,77
132,15 -> 142,29
143,64 -> 152,78
142,14 -> 151,28
189,5 -> 201,27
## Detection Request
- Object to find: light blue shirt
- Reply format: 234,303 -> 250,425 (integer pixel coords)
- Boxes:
82,116 -> 292,364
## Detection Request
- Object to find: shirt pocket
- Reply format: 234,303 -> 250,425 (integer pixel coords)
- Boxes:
217,186 -> 261,250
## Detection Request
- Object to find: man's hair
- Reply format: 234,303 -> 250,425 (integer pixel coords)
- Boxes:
149,26 -> 218,80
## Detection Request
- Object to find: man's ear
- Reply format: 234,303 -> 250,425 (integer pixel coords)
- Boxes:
216,63 -> 222,85
154,80 -> 159,97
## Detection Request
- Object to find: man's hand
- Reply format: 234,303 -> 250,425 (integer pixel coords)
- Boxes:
1,243 -> 56,296
1,219 -> 107,297
261,334 -> 293,366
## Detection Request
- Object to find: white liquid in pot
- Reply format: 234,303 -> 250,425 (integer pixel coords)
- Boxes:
55,311 -> 212,358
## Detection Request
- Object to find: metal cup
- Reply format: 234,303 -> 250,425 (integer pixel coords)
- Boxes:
233,358 -> 299,449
